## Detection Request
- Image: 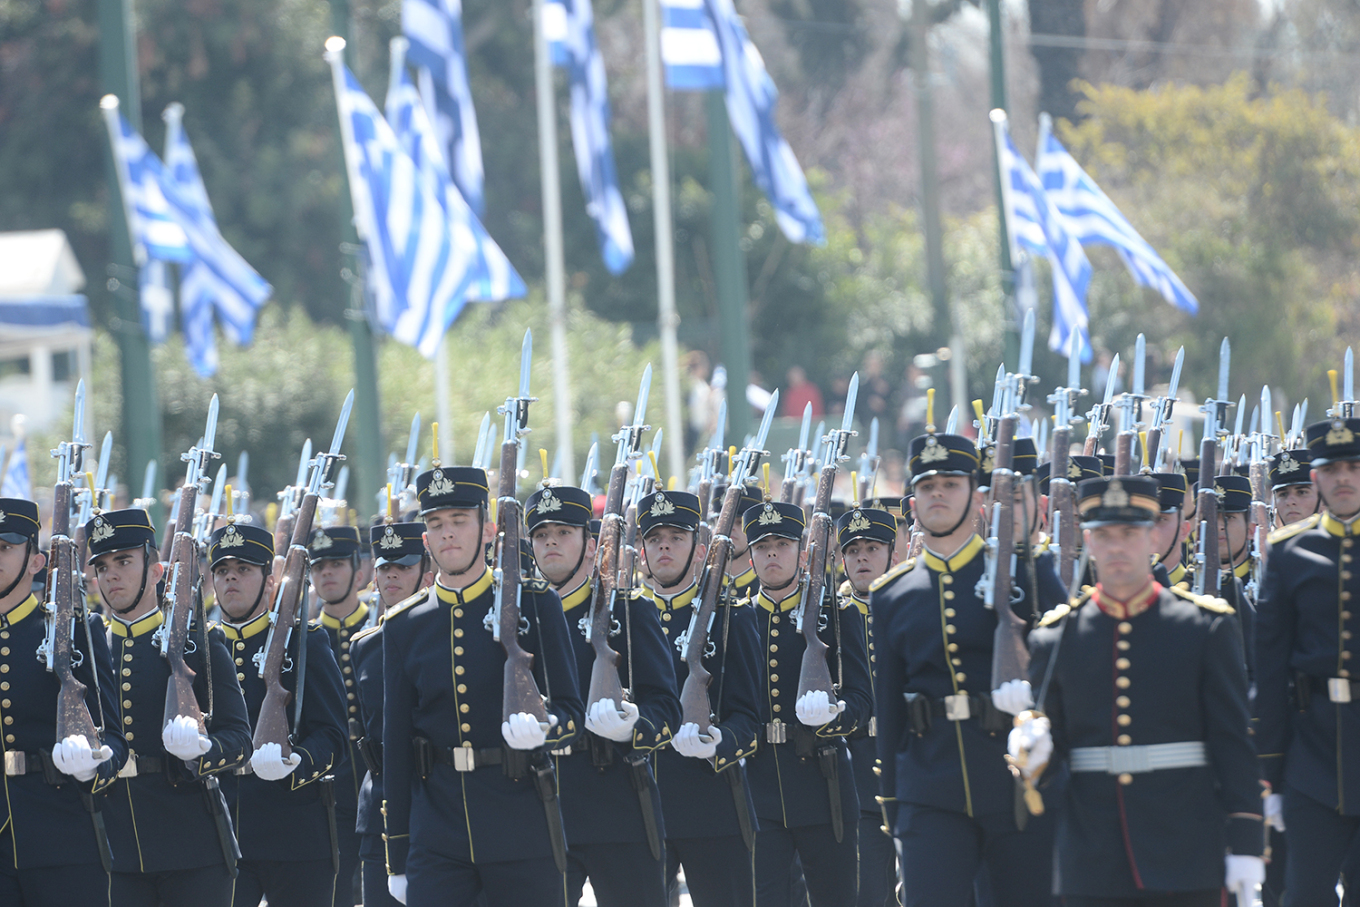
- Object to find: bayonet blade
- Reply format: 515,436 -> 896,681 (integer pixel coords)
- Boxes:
634,365 -> 653,431
1167,347 -> 1185,404
1217,338 -> 1231,402
140,459 -> 157,502
94,432 -> 113,494
1249,406 -> 1260,437
335,465 -> 350,502
1133,334 -> 1146,397
237,451 -> 249,492
841,373 -> 859,435
580,442 -> 598,488
1347,347 -> 1355,402
1261,387 -> 1273,437
519,329 -> 533,398
751,393 -> 779,454
1102,354 -> 1120,405
797,403 -> 812,452
945,406 -> 959,434
1300,398 -> 1309,430
209,463 -> 226,515
328,390 -> 355,455
712,400 -> 727,455
73,380 -> 86,446
202,394 -> 220,454
1066,332 -> 1081,390
405,413 -> 421,467
295,440 -> 312,489
1234,394 -> 1247,438
476,412 -> 492,469
1019,309 -> 1035,377
868,417 -> 879,459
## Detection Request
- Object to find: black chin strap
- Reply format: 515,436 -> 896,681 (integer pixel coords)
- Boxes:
318,555 -> 360,605
105,543 -> 154,617
549,527 -> 591,592
0,540 -> 33,602
441,507 -> 488,580
758,540 -> 802,595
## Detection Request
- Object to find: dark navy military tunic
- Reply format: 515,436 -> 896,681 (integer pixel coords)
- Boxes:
317,601 -> 370,814
841,585 -> 879,821
0,594 -> 127,869
381,570 -> 584,872
217,610 -> 349,863
1030,582 -> 1264,895
103,608 -> 251,873
554,579 -> 678,846
350,621 -> 385,857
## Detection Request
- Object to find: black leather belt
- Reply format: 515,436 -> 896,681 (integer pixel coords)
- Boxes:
117,754 -> 166,777
3,751 -> 46,777
424,742 -> 506,772
904,691 -> 1010,735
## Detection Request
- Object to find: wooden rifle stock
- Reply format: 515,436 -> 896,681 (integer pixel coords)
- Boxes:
586,465 -> 628,709
1196,433 -> 1222,596
1113,430 -> 1135,477
795,466 -> 838,704
497,440 -> 549,724
1144,427 -> 1163,472
49,480 -> 101,744
679,482 -> 744,734
163,481 -> 205,734
1048,425 -> 1077,589
988,416 -> 1029,689
697,478 -> 714,549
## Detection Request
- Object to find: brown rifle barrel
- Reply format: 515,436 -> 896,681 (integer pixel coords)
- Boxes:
679,481 -> 744,733
163,481 -> 205,734
795,465 -> 838,704
498,439 -> 548,724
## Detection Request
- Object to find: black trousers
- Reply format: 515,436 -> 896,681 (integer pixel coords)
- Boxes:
406,844 -> 565,907
361,856 -> 403,907
565,841 -> 666,907
894,804 -> 1052,907
666,834 -> 754,907
111,862 -> 233,907
857,812 -> 897,907
1064,894 -> 1220,907
333,803 -> 361,907
1283,785 -> 1360,907
0,860 -> 109,907
754,821 -> 858,907
231,857 -> 335,907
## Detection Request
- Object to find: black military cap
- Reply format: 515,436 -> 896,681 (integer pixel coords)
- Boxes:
829,499 -> 849,522
416,466 -> 489,515
524,485 -> 593,533
1035,455 -> 1103,495
980,437 -> 1038,485
743,500 -> 805,545
0,499 -> 40,545
370,521 -> 426,567
588,519 -> 601,541
865,496 -> 903,518
309,525 -> 360,561
1076,476 -> 1160,526
733,482 -> 763,514
85,509 -> 157,564
1181,459 -> 1200,491
209,522 -> 275,569
1211,474 -> 1253,514
1269,449 -> 1312,488
908,433 -> 979,486
637,490 -> 701,537
836,507 -> 896,550
1098,455 -> 1116,477
1148,473 -> 1188,513
1307,418 -> 1360,466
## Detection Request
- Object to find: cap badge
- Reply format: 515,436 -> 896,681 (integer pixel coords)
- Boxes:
847,511 -> 871,534
758,503 -> 782,525
0,511 -> 6,525
428,469 -> 456,497
312,531 -> 333,551
379,527 -> 404,550
1068,460 -> 1082,479
919,438 -> 948,464
1213,483 -> 1227,502
980,448 -> 995,473
91,517 -> 114,544
1278,453 -> 1301,474
219,526 -> 244,549
1101,480 -> 1130,509
538,488 -> 562,513
1328,422 -> 1355,446
649,493 -> 675,517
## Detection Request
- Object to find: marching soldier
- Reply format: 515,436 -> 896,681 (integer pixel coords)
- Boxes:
1268,448 -> 1318,529
0,499 -> 127,904
741,500 -> 872,907
724,486 -> 764,600
86,509 -> 251,906
209,521 -> 349,907
834,506 -> 898,907
381,466 -> 584,906
1011,475 -> 1265,905
308,525 -> 368,906
1148,473 -> 1193,588
637,489 -> 762,907
523,484 -> 678,907
870,432 -> 1060,907
351,522 -> 432,907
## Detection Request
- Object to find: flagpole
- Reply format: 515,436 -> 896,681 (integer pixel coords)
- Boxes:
643,0 -> 685,483
533,0 -> 575,480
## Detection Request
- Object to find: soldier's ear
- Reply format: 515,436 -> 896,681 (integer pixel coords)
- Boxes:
28,550 -> 46,575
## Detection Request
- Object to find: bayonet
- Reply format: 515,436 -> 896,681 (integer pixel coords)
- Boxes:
1217,338 -> 1231,404
580,442 -> 599,489
797,403 -> 812,452
1132,334 -> 1146,398
1102,354 -> 1120,407
93,432 -> 113,510
945,406 -> 959,435
1018,309 -> 1036,380
1347,347 -> 1355,410
137,459 -> 157,508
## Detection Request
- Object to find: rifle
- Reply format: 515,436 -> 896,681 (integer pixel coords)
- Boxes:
273,439 -> 312,560
1083,353 -> 1119,456
1246,385 -> 1274,596
1193,339 -> 1232,598
678,392 -> 779,734
695,400 -> 726,550
985,382 -> 1026,689
251,392 -> 354,756
1113,335 -> 1147,477
1145,347 -> 1185,472
162,397 -> 221,735
781,404 -> 813,504
856,417 -> 879,504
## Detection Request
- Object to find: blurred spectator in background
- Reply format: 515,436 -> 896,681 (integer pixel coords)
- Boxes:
896,362 -> 931,450
783,365 -> 824,418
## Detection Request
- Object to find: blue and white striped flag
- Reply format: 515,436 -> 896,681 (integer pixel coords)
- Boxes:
994,117 -> 1092,359
1,438 -> 30,501
546,0 -> 635,275
101,103 -> 193,266
402,0 -> 486,216
659,0 -> 724,90
1036,121 -> 1198,316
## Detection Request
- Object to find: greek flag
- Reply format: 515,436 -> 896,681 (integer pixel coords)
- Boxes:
0,438 -> 30,500
545,0 -> 635,274
994,117 -> 1092,359
402,0 -> 485,216
661,0 -> 824,245
101,105 -> 193,265
1036,120 -> 1198,316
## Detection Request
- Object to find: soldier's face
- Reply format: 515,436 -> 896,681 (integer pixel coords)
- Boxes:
1149,508 -> 1188,566
751,535 -> 801,590
212,558 -> 274,622
1085,523 -> 1156,593
92,547 -> 163,613
530,524 -> 594,585
1217,512 -> 1252,563
1314,461 -> 1360,519
309,557 -> 355,602
1011,484 -> 1042,542
729,521 -> 750,558
642,527 -> 701,589
377,561 -> 430,609
1273,483 -> 1319,527
0,540 -> 42,610
423,507 -> 494,577
909,475 -> 979,536
841,538 -> 890,595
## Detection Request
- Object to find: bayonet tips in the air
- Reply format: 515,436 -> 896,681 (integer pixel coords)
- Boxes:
840,373 -> 859,435
1102,354 -> 1120,405
519,330 -> 533,398
1132,334 -> 1146,397
1018,309 -> 1036,377
1217,338 -> 1231,402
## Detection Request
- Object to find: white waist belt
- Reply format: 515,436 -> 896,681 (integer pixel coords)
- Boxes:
1069,741 -> 1207,775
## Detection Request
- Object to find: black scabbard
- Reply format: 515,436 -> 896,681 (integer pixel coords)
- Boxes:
724,763 -> 756,852
1013,775 -> 1030,832
531,757 -> 568,872
816,744 -> 844,843
203,775 -> 241,878
625,752 -> 663,861
79,789 -> 112,872
320,775 -> 340,874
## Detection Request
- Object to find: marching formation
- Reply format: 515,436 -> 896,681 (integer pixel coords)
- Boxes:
5,322 -> 1360,907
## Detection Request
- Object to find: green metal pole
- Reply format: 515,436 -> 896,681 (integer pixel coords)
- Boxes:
331,0 -> 384,520
705,92 -> 753,445
99,0 -> 163,526
987,0 -> 1019,372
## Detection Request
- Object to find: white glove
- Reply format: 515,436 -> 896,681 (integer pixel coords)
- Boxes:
1224,854 -> 1265,905
1264,792 -> 1286,832
502,712 -> 557,751
991,679 -> 1035,716
586,698 -> 639,743
672,722 -> 721,759
388,873 -> 408,904
51,734 -> 114,782
250,742 -> 302,781
795,690 -> 846,727
1006,714 -> 1052,780
162,715 -> 212,762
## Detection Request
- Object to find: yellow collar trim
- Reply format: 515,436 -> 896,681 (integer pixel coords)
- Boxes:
1322,512 -> 1360,538
558,580 -> 592,613
221,610 -> 272,640
109,608 -> 164,638
756,587 -> 802,613
0,594 -> 39,628
435,568 -> 493,605
647,581 -> 698,611
727,566 -> 756,589
1233,559 -> 1251,580
1167,562 -> 1186,586
849,592 -> 868,615
922,535 -> 985,574
320,601 -> 369,630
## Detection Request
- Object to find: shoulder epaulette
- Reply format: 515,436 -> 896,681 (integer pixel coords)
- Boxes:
350,623 -> 382,643
838,579 -> 853,598
1269,512 -> 1321,545
523,577 -> 550,593
869,557 -> 917,593
1037,586 -> 1093,627
384,590 -> 426,620
1169,584 -> 1235,614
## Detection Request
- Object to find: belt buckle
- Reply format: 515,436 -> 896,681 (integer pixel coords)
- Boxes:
767,722 -> 788,744
1331,678 -> 1353,703
868,716 -> 877,737
1106,746 -> 1151,775
550,746 -> 572,757
235,763 -> 253,776
943,694 -> 971,722
118,753 -> 138,778
3,750 -> 24,776
453,746 -> 477,772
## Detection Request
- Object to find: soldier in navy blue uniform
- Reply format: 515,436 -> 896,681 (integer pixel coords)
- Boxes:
740,500 -> 873,907
523,484 -> 679,907
1254,417 -> 1360,904
307,525 -> 368,906
208,521 -> 349,907
637,489 -> 761,907
0,498 -> 127,905
833,506 -> 898,907
724,486 -> 763,601
870,432 -> 1061,907
1268,448 -> 1318,530
85,509 -> 252,907
352,521 -> 431,907
381,466 -> 584,906
1210,476 -> 1258,680
1012,475 -> 1265,905
1148,474 -> 1192,590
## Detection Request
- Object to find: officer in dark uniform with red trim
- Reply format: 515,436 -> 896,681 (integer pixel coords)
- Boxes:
87,509 -> 251,907
381,466 -> 583,906
0,498 -> 127,905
